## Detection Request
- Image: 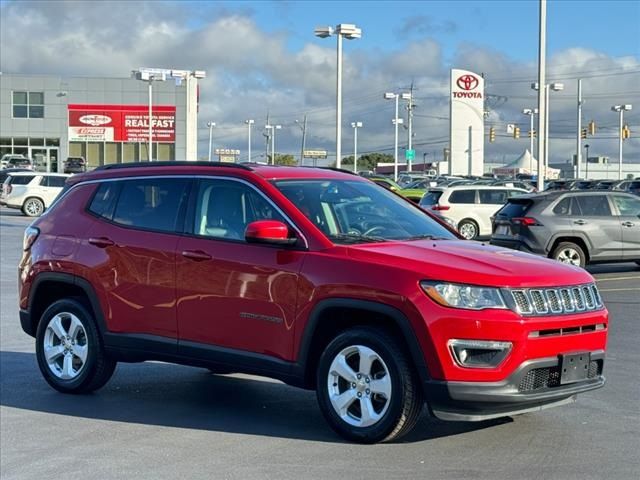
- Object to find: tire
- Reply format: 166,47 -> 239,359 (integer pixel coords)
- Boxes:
35,298 -> 116,394
22,197 -> 45,217
316,327 -> 423,443
458,219 -> 479,240
551,242 -> 587,268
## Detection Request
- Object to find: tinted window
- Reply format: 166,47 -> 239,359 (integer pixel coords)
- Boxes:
42,176 -> 67,188
88,183 -> 120,219
496,199 -> 532,218
553,198 -> 572,215
479,189 -> 508,205
112,178 -> 190,232
575,195 -> 611,216
419,191 -> 443,206
8,175 -> 35,185
612,195 -> 640,216
449,190 -> 476,204
193,179 -> 285,240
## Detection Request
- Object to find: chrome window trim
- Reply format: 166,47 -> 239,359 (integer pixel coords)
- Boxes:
46,174 -> 309,249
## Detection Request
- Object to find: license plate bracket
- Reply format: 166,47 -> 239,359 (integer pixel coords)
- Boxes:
560,352 -> 590,384
495,225 -> 511,236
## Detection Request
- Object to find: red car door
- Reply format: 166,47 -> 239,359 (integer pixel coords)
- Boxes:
176,178 -> 305,361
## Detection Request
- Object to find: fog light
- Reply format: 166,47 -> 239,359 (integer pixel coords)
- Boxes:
448,339 -> 512,368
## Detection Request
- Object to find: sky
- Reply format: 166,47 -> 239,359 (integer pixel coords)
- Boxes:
1,0 -> 639,166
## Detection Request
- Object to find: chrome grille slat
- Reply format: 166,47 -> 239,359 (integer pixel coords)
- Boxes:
509,284 -> 603,316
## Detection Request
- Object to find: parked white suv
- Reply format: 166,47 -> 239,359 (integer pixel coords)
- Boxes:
0,172 -> 69,217
419,185 -> 528,239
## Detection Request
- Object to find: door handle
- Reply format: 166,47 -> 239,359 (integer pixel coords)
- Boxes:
622,221 -> 636,227
181,250 -> 212,261
573,220 -> 587,225
88,237 -> 115,248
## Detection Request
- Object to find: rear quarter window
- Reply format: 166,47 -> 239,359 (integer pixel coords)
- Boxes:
7,175 -> 36,185
420,191 -> 443,206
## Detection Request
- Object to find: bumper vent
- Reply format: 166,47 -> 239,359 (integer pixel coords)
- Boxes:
509,284 -> 603,316
518,360 -> 602,392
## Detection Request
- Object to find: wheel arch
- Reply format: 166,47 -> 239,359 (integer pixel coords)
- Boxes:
548,236 -> 591,262
296,298 -> 431,390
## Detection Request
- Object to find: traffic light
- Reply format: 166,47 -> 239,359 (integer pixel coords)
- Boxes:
529,129 -> 537,138
513,127 -> 520,139
622,125 -> 631,140
588,120 -> 596,136
489,127 -> 496,143
581,127 -> 588,139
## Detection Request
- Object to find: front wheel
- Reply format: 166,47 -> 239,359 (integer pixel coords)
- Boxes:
316,327 -> 423,443
35,299 -> 116,394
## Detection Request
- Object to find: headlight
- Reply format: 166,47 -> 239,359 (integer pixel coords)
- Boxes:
420,281 -> 507,310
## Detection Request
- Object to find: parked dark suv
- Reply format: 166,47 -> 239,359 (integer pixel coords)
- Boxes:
19,162 -> 608,443
63,156 -> 87,174
491,191 -> 640,268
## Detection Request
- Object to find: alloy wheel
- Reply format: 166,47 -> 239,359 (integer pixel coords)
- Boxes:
43,312 -> 88,380
556,248 -> 582,266
458,222 -> 477,239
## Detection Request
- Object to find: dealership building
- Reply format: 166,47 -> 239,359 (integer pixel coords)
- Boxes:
0,71 -> 203,171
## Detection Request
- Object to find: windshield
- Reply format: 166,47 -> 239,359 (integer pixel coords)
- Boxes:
274,179 -> 455,244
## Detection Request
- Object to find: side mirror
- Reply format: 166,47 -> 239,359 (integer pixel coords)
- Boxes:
245,220 -> 297,246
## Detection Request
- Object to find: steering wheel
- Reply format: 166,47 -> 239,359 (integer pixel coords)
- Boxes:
363,225 -> 386,236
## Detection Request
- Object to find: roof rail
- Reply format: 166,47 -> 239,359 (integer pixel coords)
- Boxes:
95,161 -> 253,171
306,166 -> 357,175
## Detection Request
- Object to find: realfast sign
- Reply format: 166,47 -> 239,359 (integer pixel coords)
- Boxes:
68,104 -> 176,142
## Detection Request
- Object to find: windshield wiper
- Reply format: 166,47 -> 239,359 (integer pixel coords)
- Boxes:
330,233 -> 388,244
405,234 -> 451,241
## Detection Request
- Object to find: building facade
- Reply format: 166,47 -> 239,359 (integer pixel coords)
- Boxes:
0,73 -> 196,172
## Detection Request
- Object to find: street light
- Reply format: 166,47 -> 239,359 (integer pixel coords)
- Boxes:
265,124 -> 282,164
314,23 -> 362,169
531,82 -> 563,180
611,104 -> 632,180
245,119 -> 254,162
351,121 -> 363,173
384,93 -> 404,181
207,122 -> 216,161
584,143 -> 590,179
400,93 -> 413,171
132,68 -> 167,161
522,108 -> 538,174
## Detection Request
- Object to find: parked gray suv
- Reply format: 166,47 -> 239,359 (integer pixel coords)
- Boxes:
490,191 -> 640,268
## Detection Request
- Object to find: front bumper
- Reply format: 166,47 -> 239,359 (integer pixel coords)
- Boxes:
425,351 -> 605,421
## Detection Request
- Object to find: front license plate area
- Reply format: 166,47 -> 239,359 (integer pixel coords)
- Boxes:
560,352 -> 590,384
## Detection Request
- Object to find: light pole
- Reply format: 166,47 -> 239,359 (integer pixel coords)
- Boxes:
536,0 -> 547,191
584,143 -> 590,179
132,69 -> 167,161
522,108 -> 538,174
265,124 -> 281,164
531,82 -> 563,179
245,119 -> 254,162
576,79 -> 583,178
351,121 -> 362,173
384,93 -> 404,181
611,104 -> 632,180
207,122 -> 215,161
314,23 -> 362,169
401,92 -> 414,172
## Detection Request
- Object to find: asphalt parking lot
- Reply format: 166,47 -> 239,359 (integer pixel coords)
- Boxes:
1,206 -> 639,480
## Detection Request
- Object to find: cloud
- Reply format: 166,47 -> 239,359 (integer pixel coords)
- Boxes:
394,15 -> 457,39
1,0 -> 638,166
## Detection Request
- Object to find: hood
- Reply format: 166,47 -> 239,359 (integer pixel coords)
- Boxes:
347,240 -> 594,288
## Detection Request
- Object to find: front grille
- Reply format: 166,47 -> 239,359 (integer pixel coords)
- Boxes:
518,360 -> 601,392
509,284 -> 603,316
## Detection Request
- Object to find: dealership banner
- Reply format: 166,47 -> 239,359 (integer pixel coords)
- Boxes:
449,69 -> 485,176
68,104 -> 176,142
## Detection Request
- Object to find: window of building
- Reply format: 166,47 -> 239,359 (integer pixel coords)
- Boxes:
12,91 -> 45,118
112,178 -> 190,233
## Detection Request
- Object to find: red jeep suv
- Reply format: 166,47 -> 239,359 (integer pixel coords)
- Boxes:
18,162 -> 607,443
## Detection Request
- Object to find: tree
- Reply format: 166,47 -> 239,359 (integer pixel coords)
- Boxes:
268,154 -> 297,166
334,152 -> 394,171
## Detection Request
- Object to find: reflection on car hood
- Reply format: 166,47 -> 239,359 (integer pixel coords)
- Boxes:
347,239 -> 594,288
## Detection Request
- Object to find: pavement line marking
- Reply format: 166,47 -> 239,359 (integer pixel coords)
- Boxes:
595,276 -> 640,282
598,288 -> 640,292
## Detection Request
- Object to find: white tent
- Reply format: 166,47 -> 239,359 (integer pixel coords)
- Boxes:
492,149 -> 560,179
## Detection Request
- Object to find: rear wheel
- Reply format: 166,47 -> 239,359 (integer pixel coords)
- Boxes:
22,197 -> 45,217
551,242 -> 586,268
35,299 -> 116,394
458,219 -> 479,240
316,327 -> 423,443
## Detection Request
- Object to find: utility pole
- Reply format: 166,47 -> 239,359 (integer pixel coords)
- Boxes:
536,0 -> 547,192
297,115 -> 308,165
264,112 -> 270,161
406,83 -> 414,172
576,78 -> 582,179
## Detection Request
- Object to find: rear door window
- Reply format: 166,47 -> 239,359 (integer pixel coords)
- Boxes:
479,189 -> 508,204
112,178 -> 191,233
42,176 -> 67,188
449,189 -> 476,204
574,195 -> 612,216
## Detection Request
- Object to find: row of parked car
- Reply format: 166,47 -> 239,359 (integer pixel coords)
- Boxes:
0,170 -> 70,216
0,154 -> 87,173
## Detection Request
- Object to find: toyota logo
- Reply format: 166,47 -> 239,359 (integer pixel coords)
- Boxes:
456,75 -> 479,91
